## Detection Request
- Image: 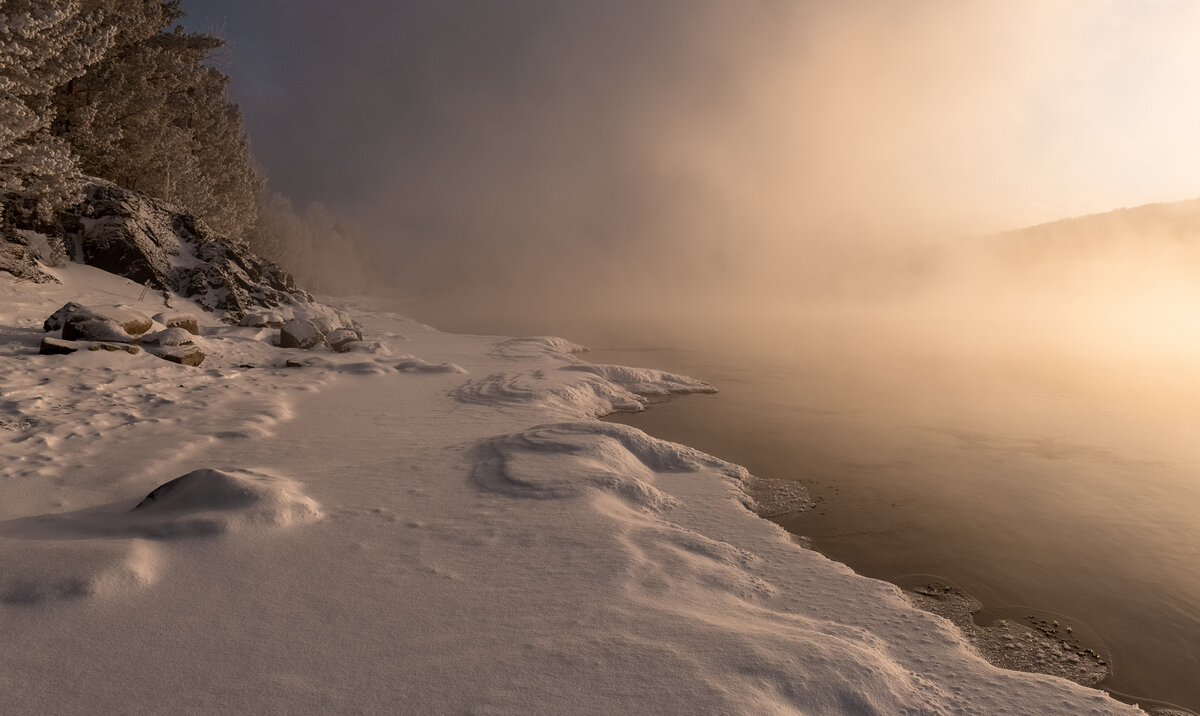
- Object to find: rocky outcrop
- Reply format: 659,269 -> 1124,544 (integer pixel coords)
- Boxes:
0,237 -> 58,284
56,179 -> 313,322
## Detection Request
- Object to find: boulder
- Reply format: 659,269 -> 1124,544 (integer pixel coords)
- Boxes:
49,303 -> 152,339
145,344 -> 205,366
279,319 -> 326,350
151,311 -> 199,335
140,327 -> 196,347
326,327 -> 362,353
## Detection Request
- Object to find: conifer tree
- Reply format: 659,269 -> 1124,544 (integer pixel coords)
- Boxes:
0,0 -> 115,226
53,1 -> 262,240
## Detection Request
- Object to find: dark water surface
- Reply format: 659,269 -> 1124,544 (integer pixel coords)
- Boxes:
408,300 -> 1200,712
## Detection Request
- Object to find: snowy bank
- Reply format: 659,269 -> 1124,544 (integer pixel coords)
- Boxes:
0,265 -> 1143,714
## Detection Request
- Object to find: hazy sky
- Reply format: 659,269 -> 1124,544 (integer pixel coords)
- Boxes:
184,0 -> 1200,304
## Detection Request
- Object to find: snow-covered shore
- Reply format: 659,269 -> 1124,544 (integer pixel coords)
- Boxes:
0,265 -> 1142,714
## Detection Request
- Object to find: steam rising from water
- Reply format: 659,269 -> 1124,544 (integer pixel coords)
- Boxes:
189,0 -> 1200,331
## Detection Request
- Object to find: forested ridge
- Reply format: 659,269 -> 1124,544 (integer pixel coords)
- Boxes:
0,0 -> 372,292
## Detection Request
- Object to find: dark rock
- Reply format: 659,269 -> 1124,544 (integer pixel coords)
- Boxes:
58,182 -> 180,285
279,319 -> 326,350
43,302 -> 87,332
87,343 -> 140,355
151,311 -> 199,335
40,337 -> 80,355
285,360 -> 304,368
326,327 -> 362,353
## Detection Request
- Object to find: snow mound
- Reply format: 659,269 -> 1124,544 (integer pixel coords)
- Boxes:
490,335 -> 589,359
395,354 -> 466,374
560,363 -> 717,395
129,468 -> 322,538
0,540 -> 158,606
471,422 -> 746,509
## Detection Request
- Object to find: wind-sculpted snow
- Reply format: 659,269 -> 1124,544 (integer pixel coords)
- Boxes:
452,369 -> 645,417
452,363 -> 716,418
471,421 -> 746,508
489,335 -> 589,359
560,363 -> 716,395
395,354 -> 466,374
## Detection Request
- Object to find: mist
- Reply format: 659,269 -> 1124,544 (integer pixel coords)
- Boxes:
186,0 -> 1200,339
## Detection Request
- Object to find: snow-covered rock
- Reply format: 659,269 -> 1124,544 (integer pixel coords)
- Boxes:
48,303 -> 152,338
39,337 -> 140,355
239,309 -> 287,328
61,317 -> 136,343
144,344 -> 205,366
151,311 -> 199,335
131,468 -> 322,536
140,327 -> 196,347
326,327 -> 361,352
279,318 -> 326,350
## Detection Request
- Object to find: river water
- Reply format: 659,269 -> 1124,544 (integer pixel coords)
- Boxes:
405,298 -> 1200,712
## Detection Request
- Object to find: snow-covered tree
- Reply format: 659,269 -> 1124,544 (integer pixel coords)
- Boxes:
0,0 -> 115,225
52,3 -> 262,240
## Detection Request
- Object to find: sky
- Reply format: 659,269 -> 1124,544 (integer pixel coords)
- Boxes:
183,0 -> 1200,309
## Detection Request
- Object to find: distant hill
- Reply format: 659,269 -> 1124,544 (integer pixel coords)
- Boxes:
974,198 -> 1200,281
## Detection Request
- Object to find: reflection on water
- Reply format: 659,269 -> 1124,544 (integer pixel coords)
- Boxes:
590,309 -> 1200,713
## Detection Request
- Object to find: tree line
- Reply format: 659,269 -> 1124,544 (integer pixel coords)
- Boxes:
1,0 -> 372,292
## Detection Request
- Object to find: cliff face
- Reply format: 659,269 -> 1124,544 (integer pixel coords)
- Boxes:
3,179 -> 313,322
